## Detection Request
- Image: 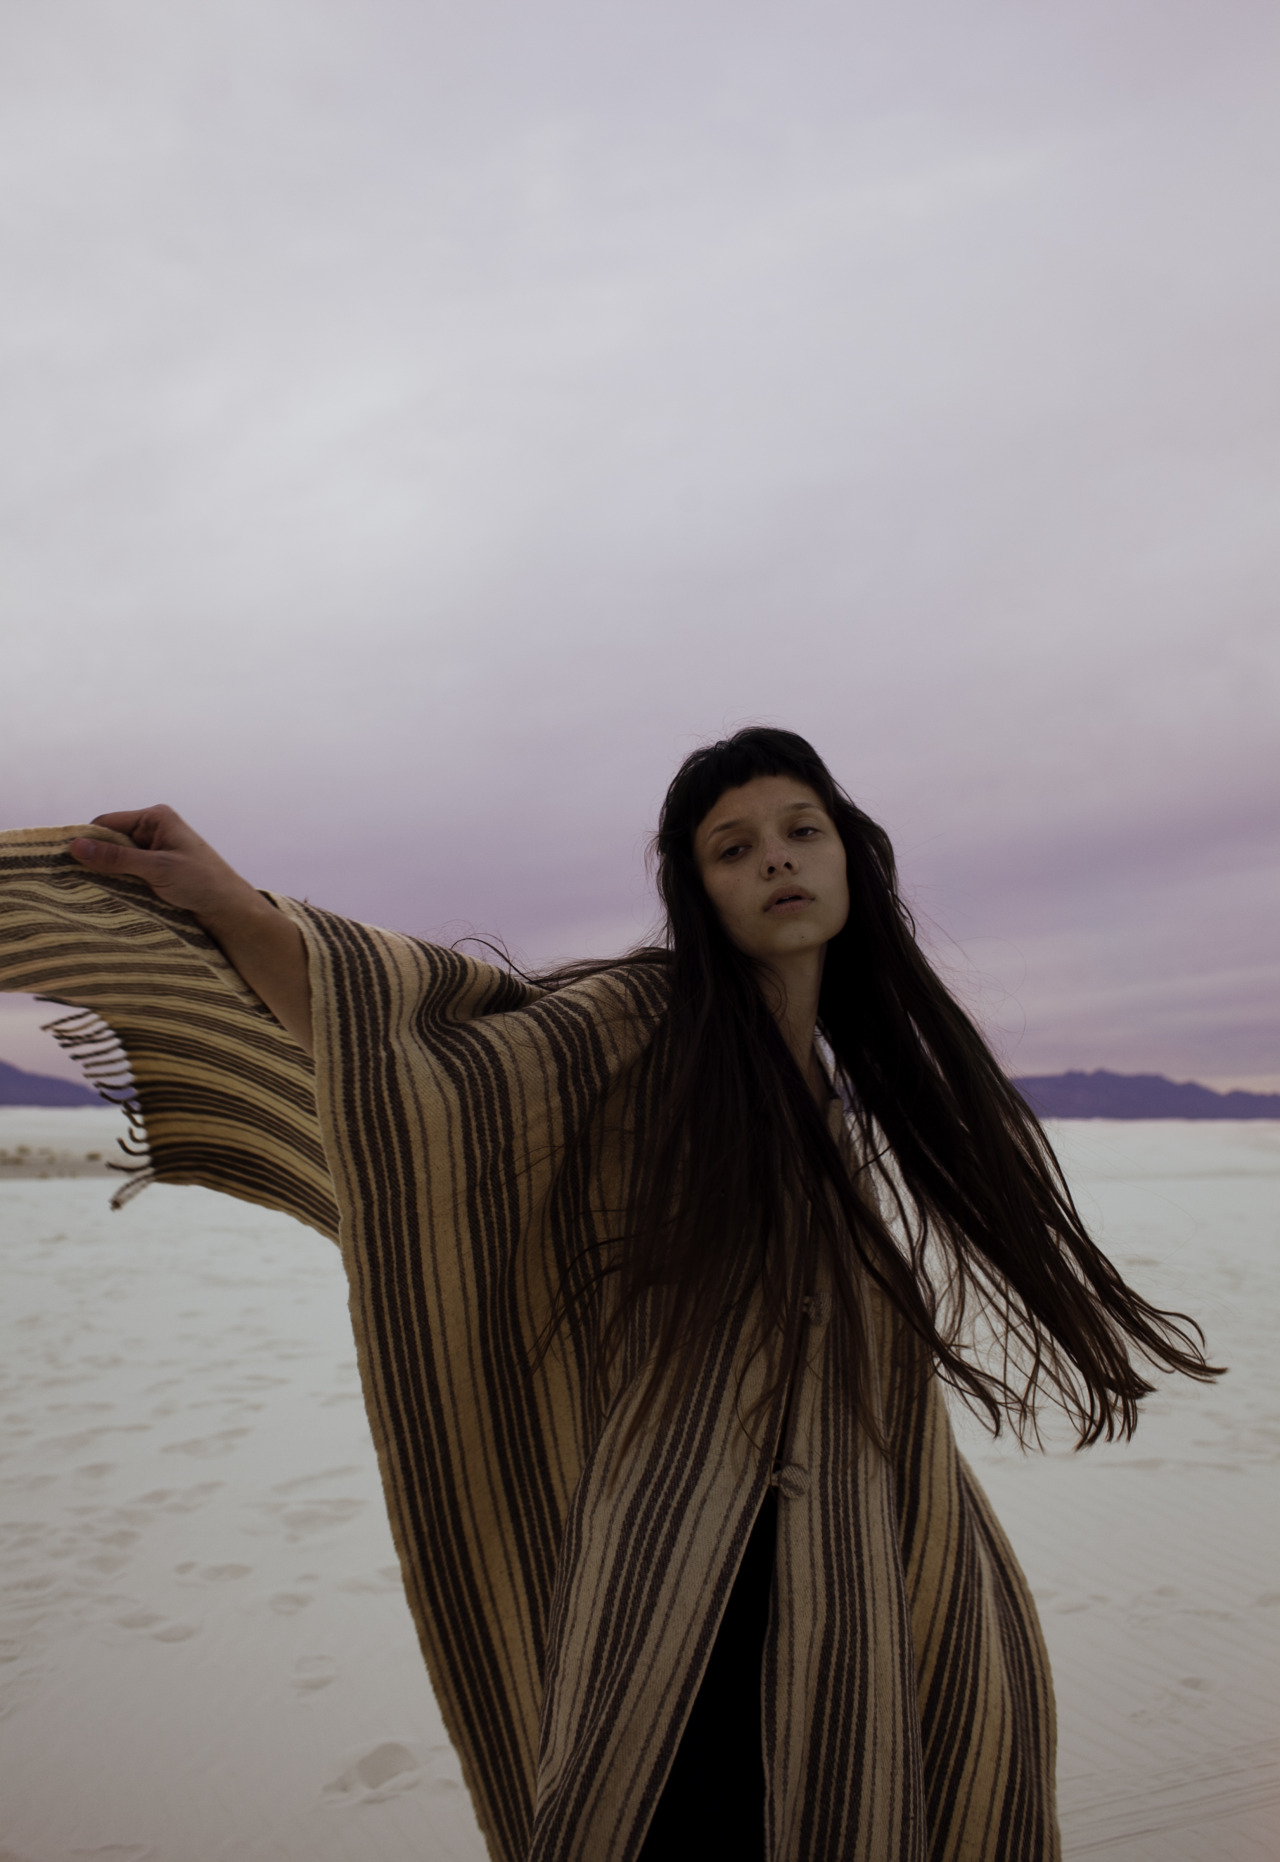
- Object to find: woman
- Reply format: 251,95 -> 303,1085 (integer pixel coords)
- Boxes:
0,727 -> 1217,1862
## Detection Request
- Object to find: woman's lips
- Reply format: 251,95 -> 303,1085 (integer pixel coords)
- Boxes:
765,889 -> 812,914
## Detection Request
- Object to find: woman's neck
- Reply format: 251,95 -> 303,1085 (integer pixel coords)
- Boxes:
756,946 -> 827,1104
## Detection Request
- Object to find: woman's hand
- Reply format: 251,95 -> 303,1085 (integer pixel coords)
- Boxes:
69,807 -> 314,1057
71,806 -> 266,923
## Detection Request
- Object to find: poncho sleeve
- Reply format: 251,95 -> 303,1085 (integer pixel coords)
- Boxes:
0,822 -> 670,1862
0,825 -> 339,1230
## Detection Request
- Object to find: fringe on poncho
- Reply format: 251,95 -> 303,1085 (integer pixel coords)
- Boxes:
0,826 -> 1060,1862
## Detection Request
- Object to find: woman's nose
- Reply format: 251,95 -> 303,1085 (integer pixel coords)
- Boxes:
762,842 -> 796,875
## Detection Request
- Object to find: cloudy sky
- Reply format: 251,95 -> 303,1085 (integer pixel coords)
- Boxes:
2,0 -> 1277,1088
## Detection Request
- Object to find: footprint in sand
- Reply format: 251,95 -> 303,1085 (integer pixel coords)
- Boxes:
273,1466 -> 364,1493
292,1655 -> 337,1692
1051,1591 -> 1110,1615
1133,1676 -> 1217,1724
161,1483 -> 224,1514
77,1552 -> 131,1577
161,1429 -> 250,1459
114,1609 -> 200,1642
254,1497 -> 365,1543
100,1530 -> 141,1551
7,1573 -> 59,1596
269,1592 -> 312,1615
322,1741 -> 424,1803
338,1565 -> 403,1594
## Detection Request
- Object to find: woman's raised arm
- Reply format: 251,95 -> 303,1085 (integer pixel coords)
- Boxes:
69,807 -> 314,1056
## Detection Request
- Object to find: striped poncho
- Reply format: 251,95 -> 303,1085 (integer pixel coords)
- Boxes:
0,826 -> 1059,1862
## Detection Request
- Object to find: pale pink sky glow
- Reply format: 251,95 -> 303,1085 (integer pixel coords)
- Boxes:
2,0 -> 1277,1087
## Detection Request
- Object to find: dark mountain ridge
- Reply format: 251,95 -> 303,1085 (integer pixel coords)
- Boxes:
2,1056 -> 1277,1119
0,1058 -> 100,1107
1014,1069 -> 1280,1120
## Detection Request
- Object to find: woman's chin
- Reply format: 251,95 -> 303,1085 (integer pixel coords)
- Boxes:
745,927 -> 828,964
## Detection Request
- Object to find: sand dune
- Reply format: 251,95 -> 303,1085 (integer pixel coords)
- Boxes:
0,1113 -> 1276,1859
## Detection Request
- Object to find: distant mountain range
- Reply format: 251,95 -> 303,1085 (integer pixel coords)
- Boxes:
2,1055 -> 1277,1119
1013,1069 -> 1280,1120
0,1058 -> 100,1107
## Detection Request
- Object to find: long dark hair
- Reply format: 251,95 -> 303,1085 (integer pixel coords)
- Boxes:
545,726 -> 1221,1451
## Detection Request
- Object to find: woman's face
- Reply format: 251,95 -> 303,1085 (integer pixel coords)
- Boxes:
692,775 -> 850,967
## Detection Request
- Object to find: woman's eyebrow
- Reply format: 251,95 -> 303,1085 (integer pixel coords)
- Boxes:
706,802 -> 817,839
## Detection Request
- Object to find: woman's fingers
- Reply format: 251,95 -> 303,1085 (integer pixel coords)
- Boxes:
88,805 -> 198,852
69,835 -> 153,868
67,807 -> 244,917
68,833 -> 176,884
69,805 -> 204,885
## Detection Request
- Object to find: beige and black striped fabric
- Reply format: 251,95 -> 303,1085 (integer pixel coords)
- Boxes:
0,826 -> 1060,1862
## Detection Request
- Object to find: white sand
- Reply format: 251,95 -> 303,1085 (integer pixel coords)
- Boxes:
0,1106 -> 125,1177
0,1114 -> 1276,1860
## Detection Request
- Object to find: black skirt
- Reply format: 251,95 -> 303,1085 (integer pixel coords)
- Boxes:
638,1490 -> 777,1860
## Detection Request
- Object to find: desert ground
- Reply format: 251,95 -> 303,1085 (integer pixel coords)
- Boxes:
1,1108 -> 1276,1860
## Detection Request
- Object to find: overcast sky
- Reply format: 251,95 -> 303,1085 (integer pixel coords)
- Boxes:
2,0 -> 1277,1088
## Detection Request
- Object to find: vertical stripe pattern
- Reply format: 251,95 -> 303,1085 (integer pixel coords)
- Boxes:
1,826 -> 1060,1862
